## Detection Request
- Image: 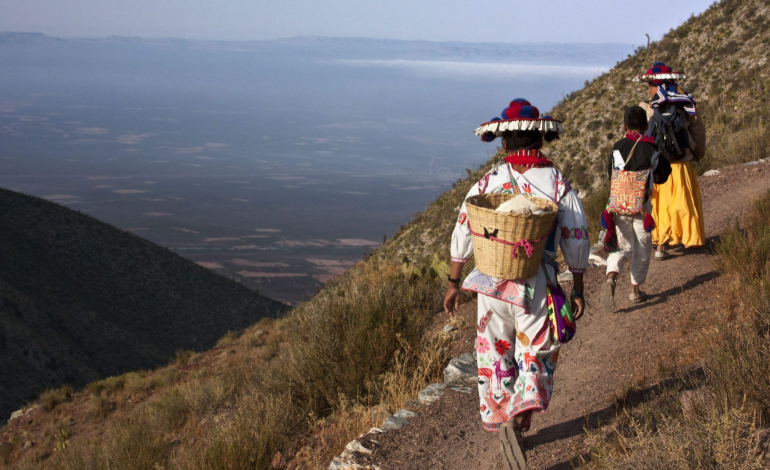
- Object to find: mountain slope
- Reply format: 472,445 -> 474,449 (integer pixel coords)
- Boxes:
1,0 -> 768,468
0,187 -> 286,421
380,0 -> 770,267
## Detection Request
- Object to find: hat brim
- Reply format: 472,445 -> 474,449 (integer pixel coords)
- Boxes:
633,72 -> 687,82
474,118 -> 564,136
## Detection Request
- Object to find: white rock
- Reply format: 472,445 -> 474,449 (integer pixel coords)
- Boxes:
329,457 -> 382,470
588,253 -> 607,267
417,382 -> 447,404
449,386 -> 474,394
441,324 -> 458,334
443,352 -> 477,385
557,270 -> 573,283
9,409 -> 25,421
702,169 -> 721,176
368,427 -> 385,434
393,409 -> 417,419
345,440 -> 372,455
382,415 -> 407,430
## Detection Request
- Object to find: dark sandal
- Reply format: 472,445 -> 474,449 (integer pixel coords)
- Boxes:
500,421 -> 528,470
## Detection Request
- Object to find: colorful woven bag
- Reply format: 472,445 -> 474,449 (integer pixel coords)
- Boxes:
607,139 -> 649,216
547,285 -> 576,344
541,262 -> 576,344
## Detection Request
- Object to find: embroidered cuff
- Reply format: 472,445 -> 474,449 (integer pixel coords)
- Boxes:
451,257 -> 470,264
569,268 -> 586,274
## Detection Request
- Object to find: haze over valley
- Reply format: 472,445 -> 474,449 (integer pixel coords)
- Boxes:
0,33 -> 633,303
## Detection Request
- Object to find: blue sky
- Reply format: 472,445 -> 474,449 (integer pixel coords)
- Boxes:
1,0 -> 713,44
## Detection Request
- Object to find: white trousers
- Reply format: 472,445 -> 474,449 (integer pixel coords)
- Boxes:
606,214 -> 652,285
475,286 -> 559,432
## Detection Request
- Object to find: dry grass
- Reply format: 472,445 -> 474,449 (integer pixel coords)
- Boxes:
4,260 -> 444,469
582,192 -> 770,469
39,386 -> 74,412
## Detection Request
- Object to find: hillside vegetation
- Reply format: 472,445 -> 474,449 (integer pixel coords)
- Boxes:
2,0 -> 770,468
0,188 -> 286,422
584,191 -> 770,469
381,0 -> 770,265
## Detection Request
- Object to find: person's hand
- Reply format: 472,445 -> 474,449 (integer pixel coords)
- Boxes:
571,294 -> 586,321
444,284 -> 461,316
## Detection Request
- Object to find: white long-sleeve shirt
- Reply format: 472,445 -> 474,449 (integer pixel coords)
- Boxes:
450,161 -> 590,310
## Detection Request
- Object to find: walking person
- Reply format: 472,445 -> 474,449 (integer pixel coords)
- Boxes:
443,99 -> 590,470
636,62 -> 706,259
600,105 -> 671,311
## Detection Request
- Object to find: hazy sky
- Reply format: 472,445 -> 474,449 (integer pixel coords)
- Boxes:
1,0 -> 713,44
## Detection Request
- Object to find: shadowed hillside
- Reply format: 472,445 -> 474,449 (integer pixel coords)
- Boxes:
0,187 -> 286,421
1,1 -> 769,468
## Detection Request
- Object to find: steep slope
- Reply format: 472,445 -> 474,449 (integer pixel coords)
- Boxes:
356,161 -> 770,470
1,1 -> 768,468
548,0 -> 770,190
0,187 -> 286,421
380,0 -> 770,266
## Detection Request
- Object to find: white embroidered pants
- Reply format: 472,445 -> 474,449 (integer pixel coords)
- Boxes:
475,289 -> 560,432
606,214 -> 652,285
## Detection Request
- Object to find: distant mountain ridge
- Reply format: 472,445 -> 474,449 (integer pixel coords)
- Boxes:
0,31 -> 633,65
0,187 -> 286,421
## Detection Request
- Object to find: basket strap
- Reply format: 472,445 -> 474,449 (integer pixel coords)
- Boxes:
468,220 -> 556,259
506,163 -> 522,196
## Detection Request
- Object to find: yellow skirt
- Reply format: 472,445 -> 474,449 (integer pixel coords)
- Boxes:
651,161 -> 705,248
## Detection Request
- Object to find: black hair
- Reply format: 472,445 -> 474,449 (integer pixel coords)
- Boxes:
501,130 -> 542,152
624,106 -> 648,132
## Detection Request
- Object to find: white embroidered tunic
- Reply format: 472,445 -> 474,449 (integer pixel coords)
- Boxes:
450,161 -> 590,310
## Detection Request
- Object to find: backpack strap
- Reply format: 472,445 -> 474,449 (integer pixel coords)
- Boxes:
624,138 -> 642,166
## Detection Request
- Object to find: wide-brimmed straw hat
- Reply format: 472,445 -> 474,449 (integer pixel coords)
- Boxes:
474,98 -> 564,142
633,62 -> 687,83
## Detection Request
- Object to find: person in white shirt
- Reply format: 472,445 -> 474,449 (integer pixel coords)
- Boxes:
443,99 -> 590,470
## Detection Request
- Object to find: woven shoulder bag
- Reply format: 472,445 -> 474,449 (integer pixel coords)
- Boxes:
607,139 -> 649,216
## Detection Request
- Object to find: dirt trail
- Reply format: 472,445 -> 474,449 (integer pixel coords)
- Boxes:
359,161 -> 770,470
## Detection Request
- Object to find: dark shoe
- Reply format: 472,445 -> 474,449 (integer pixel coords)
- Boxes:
500,421 -> 528,470
601,280 -> 616,312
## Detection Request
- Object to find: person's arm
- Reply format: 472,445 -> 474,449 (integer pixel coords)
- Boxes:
688,113 -> 707,161
444,261 -> 466,316
556,184 -> 591,319
443,181 -> 481,315
653,151 -> 671,184
572,272 -> 585,319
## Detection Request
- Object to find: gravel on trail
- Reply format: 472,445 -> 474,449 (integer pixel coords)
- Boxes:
357,161 -> 770,470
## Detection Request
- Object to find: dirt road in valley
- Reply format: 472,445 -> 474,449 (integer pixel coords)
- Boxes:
358,161 -> 770,470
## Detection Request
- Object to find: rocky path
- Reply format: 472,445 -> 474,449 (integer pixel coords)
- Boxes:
350,161 -> 770,470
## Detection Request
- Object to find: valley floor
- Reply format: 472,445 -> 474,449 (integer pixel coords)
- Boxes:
356,160 -> 770,470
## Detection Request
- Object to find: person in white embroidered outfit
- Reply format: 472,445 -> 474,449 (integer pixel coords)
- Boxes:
443,99 -> 589,470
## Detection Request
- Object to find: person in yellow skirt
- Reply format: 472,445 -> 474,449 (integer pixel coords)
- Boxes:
635,62 -> 706,259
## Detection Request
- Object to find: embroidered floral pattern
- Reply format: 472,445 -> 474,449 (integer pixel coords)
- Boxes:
494,338 -> 511,355
476,336 -> 490,354
561,226 -> 589,240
